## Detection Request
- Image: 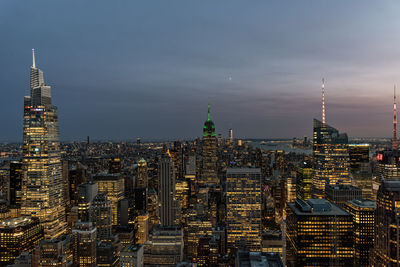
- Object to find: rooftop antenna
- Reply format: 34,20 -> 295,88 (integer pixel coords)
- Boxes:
393,85 -> 398,150
322,78 -> 326,125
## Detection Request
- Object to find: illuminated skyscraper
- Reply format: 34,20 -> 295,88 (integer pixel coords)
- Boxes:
136,158 -> 148,188
93,174 -> 124,226
296,161 -> 313,201
226,168 -> 261,253
349,144 -> 372,198
312,120 -> 350,197
0,216 -> 44,265
286,199 -> 353,266
72,221 -> 97,267
312,80 -> 351,198
200,104 -> 218,185
21,49 -> 67,239
9,161 -> 23,208
371,180 -> 400,267
158,153 -> 178,226
91,193 -> 112,242
344,199 -> 375,267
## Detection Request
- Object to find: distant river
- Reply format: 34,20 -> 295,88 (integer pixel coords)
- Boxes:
249,141 -> 312,155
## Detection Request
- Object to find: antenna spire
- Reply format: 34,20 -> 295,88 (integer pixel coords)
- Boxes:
322,78 -> 326,125
32,48 -> 36,68
394,85 -> 398,150
208,103 -> 211,121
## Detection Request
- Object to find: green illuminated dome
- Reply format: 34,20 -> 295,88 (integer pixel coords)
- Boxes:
203,104 -> 216,137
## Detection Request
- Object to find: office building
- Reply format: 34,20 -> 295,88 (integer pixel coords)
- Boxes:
109,157 -> 121,174
136,158 -> 148,188
120,244 -> 143,267
236,251 -> 284,267
312,119 -> 351,198
91,193 -> 112,242
93,174 -> 125,225
0,216 -> 44,265
143,226 -> 183,266
72,221 -> 97,267
226,168 -> 261,253
312,80 -> 351,198
21,50 -> 66,239
9,161 -> 23,207
96,237 -> 120,267
136,212 -> 149,244
32,239 -> 69,267
175,179 -> 189,211
286,199 -> 353,266
325,184 -> 362,208
349,144 -> 370,172
296,161 -> 313,201
344,199 -> 375,267
371,180 -> 400,266
200,104 -> 218,185
158,153 -> 178,226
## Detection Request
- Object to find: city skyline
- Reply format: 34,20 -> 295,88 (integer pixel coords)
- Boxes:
2,1 -> 400,141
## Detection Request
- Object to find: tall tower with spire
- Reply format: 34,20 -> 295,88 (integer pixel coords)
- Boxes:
312,79 -> 351,198
322,78 -> 326,125
393,85 -> 398,151
200,103 -> 218,186
21,49 -> 67,239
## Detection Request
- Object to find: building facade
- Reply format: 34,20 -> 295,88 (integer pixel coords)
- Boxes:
21,50 -> 66,239
226,168 -> 261,253
286,199 -> 353,266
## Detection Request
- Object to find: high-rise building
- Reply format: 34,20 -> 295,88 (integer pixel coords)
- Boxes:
93,174 -> 125,225
32,239 -> 69,267
286,199 -> 353,266
226,168 -> 261,253
312,80 -> 351,198
91,193 -> 112,242
349,144 -> 370,172
136,158 -> 148,188
143,226 -> 183,266
120,244 -> 143,267
72,221 -> 97,267
295,161 -> 313,201
312,119 -> 351,198
371,180 -> 400,267
9,161 -> 23,208
344,199 -> 375,267
236,251 -> 284,267
325,184 -> 362,208
21,49 -> 66,239
158,153 -> 178,226
96,237 -> 120,267
229,128 -> 233,143
200,104 -> 218,185
175,179 -> 189,211
136,212 -> 149,244
0,216 -> 44,265
109,157 -> 122,174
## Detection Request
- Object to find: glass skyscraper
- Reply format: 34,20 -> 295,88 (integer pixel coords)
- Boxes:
312,119 -> 351,198
21,49 -> 67,239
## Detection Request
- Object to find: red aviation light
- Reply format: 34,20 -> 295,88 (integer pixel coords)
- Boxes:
377,153 -> 383,161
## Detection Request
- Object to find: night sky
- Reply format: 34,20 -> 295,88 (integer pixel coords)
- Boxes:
1,1 -> 400,141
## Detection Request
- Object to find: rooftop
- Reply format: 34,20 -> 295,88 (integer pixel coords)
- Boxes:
227,167 -> 261,174
236,251 -> 284,267
0,216 -> 37,229
347,199 -> 376,208
290,199 -> 349,216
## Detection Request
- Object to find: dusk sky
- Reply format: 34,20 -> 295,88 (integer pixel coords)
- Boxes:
1,1 -> 400,141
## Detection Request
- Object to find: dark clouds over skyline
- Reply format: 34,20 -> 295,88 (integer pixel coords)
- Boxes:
1,1 -> 400,141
